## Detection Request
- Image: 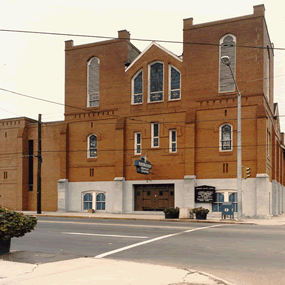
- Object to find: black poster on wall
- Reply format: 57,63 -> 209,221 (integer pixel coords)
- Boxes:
195,185 -> 216,203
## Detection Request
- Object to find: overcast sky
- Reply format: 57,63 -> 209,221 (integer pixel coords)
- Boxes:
0,0 -> 284,129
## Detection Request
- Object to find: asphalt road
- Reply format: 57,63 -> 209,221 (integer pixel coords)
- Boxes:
9,217 -> 285,285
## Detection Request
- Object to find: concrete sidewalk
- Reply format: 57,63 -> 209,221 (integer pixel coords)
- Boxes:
21,211 -> 285,226
0,257 -> 234,285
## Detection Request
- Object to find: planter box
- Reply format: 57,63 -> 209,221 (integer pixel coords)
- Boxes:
0,238 -> 11,254
196,213 -> 207,220
88,209 -> 95,213
165,213 -> 179,219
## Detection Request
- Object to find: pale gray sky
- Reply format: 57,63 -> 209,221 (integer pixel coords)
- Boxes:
0,1 -> 284,128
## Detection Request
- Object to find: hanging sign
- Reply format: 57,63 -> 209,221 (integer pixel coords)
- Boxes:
134,156 -> 152,175
195,185 -> 216,203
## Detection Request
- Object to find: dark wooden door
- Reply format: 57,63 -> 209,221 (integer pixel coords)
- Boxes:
134,184 -> 174,211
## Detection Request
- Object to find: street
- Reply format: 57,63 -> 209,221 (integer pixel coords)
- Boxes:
8,217 -> 285,285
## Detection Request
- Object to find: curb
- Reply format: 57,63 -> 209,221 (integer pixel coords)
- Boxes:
34,214 -> 257,225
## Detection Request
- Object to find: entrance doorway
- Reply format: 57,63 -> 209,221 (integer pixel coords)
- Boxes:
134,184 -> 174,211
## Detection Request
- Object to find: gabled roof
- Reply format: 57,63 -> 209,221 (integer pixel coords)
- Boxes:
125,42 -> 182,72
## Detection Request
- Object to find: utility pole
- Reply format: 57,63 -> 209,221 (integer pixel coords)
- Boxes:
37,114 -> 42,214
221,56 -> 243,221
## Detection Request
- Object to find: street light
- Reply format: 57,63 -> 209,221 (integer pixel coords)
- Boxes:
221,55 -> 242,221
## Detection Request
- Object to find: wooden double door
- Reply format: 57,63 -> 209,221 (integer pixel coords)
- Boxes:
134,184 -> 174,211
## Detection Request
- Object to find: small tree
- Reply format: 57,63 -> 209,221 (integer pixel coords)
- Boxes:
0,207 -> 37,241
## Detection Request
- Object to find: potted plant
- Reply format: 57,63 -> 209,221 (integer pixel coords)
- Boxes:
163,207 -> 180,219
193,207 -> 209,220
0,207 -> 37,254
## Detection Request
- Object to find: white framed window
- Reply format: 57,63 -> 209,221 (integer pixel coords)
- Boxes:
87,134 -> 97,158
169,65 -> 181,100
87,57 -> 100,107
134,132 -> 142,155
220,124 -> 232,151
148,62 -> 164,102
82,191 -> 106,211
212,190 -> 237,212
169,129 -> 177,153
151,122 -> 159,147
96,193 -> 106,210
219,34 -> 236,93
132,69 -> 143,104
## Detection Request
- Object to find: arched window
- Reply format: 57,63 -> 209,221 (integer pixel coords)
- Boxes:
149,62 -> 163,102
169,66 -> 181,100
88,134 -> 97,158
220,124 -> 232,151
83,193 -> 93,210
96,193 -> 106,210
219,34 -> 236,93
82,192 -> 106,211
87,57 -> 100,107
132,70 -> 143,104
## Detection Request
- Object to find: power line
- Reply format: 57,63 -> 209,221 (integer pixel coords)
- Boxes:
1,86 -> 285,126
0,28 -> 285,51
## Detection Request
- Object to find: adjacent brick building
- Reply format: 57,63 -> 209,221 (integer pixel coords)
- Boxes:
0,4 -> 284,218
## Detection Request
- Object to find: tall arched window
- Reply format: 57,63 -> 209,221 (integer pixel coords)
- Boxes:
83,193 -> 93,210
132,69 -> 143,104
219,34 -> 236,93
149,62 -> 164,102
220,124 -> 232,151
88,134 -> 97,158
169,66 -> 181,100
96,193 -> 106,210
87,57 -> 100,107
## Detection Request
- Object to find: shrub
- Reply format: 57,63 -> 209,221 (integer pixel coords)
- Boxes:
0,207 -> 37,241
163,207 -> 180,215
192,207 -> 209,215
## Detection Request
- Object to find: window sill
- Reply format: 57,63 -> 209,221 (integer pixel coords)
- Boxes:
87,158 -> 98,162
219,151 -> 233,156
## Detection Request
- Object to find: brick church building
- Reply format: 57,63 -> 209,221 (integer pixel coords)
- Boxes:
0,4 -> 284,218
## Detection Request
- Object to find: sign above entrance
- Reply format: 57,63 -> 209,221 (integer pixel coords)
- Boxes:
195,185 -> 216,203
134,156 -> 152,175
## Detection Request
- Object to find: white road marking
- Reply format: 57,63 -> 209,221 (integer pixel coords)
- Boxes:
63,232 -> 149,239
38,220 -> 199,230
95,224 -> 225,259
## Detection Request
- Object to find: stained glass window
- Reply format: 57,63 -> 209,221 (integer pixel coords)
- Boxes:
220,35 -> 236,93
169,129 -> 177,153
96,193 -> 106,210
135,132 -> 142,155
149,62 -> 163,102
152,123 -> 159,147
221,124 -> 232,151
88,57 -> 100,107
89,135 -> 97,157
133,71 -> 143,104
170,67 -> 181,100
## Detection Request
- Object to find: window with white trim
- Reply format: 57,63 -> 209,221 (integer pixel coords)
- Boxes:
169,66 -> 181,100
88,134 -> 97,158
219,34 -> 236,93
132,70 -> 143,104
212,191 -> 237,212
82,192 -> 106,211
220,124 -> 232,151
96,193 -> 106,210
169,129 -> 177,153
134,132 -> 142,155
151,123 -> 159,147
149,62 -> 163,102
87,57 -> 100,107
